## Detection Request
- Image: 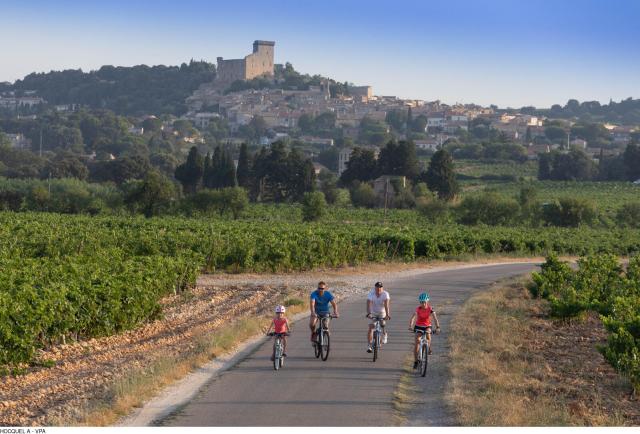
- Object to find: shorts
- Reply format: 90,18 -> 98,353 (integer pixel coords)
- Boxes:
369,314 -> 386,327
414,325 -> 432,335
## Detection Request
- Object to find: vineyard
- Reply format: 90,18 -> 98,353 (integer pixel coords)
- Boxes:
2,211 -> 640,366
531,255 -> 640,394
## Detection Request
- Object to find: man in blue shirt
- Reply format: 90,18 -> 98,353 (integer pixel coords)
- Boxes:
309,281 -> 339,341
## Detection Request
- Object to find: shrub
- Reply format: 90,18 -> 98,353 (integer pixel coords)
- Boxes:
542,197 -> 596,227
456,192 -> 520,226
302,191 -> 327,222
333,188 -> 351,207
616,202 -> 640,228
418,199 -> 450,222
350,183 -> 377,208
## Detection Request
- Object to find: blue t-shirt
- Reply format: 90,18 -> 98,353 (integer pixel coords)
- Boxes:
310,289 -> 334,314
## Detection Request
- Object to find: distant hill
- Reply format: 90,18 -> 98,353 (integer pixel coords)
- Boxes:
9,60 -> 215,116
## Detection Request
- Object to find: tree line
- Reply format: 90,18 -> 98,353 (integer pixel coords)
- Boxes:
538,143 -> 640,181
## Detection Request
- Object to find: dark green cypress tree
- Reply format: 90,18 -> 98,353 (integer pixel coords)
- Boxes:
236,143 -> 251,188
174,146 -> 204,194
424,149 -> 459,201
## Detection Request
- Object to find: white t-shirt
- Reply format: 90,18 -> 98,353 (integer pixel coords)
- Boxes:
367,289 -> 390,316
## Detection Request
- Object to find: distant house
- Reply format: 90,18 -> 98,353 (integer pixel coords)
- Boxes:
570,138 -> 587,149
128,126 -> 144,136
414,140 -> 439,152
338,148 -> 352,176
5,133 -> 30,149
373,175 -> 406,200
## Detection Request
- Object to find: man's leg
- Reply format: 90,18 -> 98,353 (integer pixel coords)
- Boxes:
309,316 -> 317,341
367,323 -> 374,352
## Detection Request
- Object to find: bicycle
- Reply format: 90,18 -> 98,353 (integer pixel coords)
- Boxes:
268,332 -> 289,371
313,313 -> 337,361
412,328 -> 434,377
368,314 -> 387,362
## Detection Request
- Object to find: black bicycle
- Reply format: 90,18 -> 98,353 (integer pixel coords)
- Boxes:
313,313 -> 337,361
268,332 -> 290,371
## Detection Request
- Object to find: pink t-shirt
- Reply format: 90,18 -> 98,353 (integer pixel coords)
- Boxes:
415,305 -> 434,327
273,317 -> 288,333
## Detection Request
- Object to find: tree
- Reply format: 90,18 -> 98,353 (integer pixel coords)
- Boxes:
350,182 -> 377,208
236,143 -> 251,188
142,117 -> 162,133
423,150 -> 459,201
44,152 -> 89,180
377,140 -> 419,179
302,191 -> 327,222
339,147 -> 378,184
123,169 -> 177,217
385,109 -> 407,132
316,147 -> 339,172
623,144 -> 640,181
174,146 -> 204,194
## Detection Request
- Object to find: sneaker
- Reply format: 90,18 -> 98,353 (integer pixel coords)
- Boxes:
283,353 -> 287,357
413,360 -> 419,369
428,348 -> 433,355
367,345 -> 373,353
383,333 -> 388,344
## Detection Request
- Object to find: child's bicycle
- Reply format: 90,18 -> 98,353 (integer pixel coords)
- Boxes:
412,328 -> 435,377
268,332 -> 290,371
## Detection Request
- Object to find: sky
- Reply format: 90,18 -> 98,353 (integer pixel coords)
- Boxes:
1,0 -> 639,108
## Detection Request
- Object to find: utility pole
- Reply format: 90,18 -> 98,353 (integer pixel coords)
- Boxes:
383,177 -> 389,222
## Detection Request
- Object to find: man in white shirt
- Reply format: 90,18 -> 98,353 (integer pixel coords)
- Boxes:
366,281 -> 390,353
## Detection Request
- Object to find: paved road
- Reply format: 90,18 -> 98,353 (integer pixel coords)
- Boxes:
162,263 -> 537,426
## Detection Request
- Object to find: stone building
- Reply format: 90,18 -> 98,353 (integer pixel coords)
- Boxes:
216,40 -> 275,84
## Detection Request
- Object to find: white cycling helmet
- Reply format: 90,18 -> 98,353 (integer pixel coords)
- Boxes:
275,305 -> 286,313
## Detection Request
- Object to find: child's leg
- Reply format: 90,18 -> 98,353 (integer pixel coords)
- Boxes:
282,336 -> 287,354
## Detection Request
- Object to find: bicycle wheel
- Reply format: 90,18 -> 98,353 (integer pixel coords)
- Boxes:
372,331 -> 379,362
420,343 -> 428,377
314,330 -> 321,358
273,341 -> 281,371
320,331 -> 330,361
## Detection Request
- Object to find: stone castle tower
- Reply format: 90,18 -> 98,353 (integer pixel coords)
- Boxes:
216,40 -> 275,84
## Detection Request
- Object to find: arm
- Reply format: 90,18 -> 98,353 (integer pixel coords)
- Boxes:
409,313 -> 416,330
309,298 -> 316,316
432,311 -> 441,330
384,298 -> 390,320
330,300 -> 339,317
266,320 -> 274,334
285,319 -> 291,333
366,299 -> 372,317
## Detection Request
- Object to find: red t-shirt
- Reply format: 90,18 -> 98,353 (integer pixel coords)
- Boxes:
415,305 -> 434,327
273,317 -> 288,333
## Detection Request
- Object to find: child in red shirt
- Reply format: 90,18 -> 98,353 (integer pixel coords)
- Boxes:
408,292 -> 440,368
266,305 -> 291,361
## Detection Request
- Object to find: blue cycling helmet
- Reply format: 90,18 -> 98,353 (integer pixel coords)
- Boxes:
418,292 -> 429,302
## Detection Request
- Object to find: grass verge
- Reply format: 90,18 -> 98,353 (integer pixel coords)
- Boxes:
447,277 -> 630,426
392,356 -> 420,426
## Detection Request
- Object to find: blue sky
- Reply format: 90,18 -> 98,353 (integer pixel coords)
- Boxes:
1,0 -> 639,107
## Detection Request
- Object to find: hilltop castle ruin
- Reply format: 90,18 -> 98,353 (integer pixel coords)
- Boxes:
216,40 -> 275,84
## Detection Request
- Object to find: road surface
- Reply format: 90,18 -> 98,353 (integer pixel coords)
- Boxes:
162,263 -> 537,426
